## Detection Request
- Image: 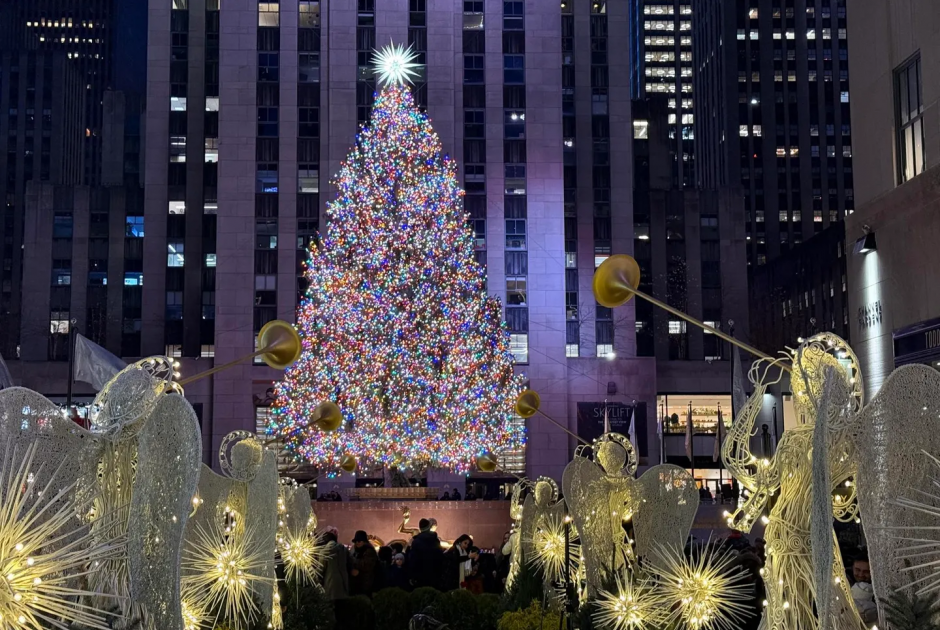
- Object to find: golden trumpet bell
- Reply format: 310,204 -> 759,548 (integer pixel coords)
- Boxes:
314,401 -> 343,432
515,389 -> 541,418
256,320 -> 302,370
340,455 -> 357,473
593,254 -> 642,308
476,452 -> 499,473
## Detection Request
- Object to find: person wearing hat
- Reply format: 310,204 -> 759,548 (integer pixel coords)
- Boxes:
387,552 -> 411,591
350,530 -> 379,596
320,527 -> 349,601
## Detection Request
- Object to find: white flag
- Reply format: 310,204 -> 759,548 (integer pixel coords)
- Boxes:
603,401 -> 610,434
627,406 -> 639,458
0,352 -> 12,390
731,345 -> 748,420
74,334 -> 126,391
713,409 -> 724,462
684,405 -> 694,462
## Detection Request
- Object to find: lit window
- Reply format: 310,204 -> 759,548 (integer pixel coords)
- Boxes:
752,125 -> 762,137
205,97 -> 219,112
165,344 -> 182,358
124,272 -> 144,286
169,201 -> 186,214
205,254 -> 217,267
668,321 -> 687,334
841,91 -> 849,103
509,334 -> 528,364
52,260 -> 71,286
739,125 -> 749,137
298,167 -> 319,193
299,1 -> 320,27
125,216 -> 145,237
201,344 -> 216,358
565,252 -> 576,268
506,276 -> 527,305
50,313 -> 70,336
703,321 -> 717,333
205,138 -> 218,163
597,344 -> 614,359
171,96 -> 187,111
594,255 -> 608,268
170,135 -> 186,163
258,2 -> 280,27
807,29 -> 816,39
566,344 -> 579,358
167,242 -> 185,267
463,1 -> 484,30
633,120 -> 649,139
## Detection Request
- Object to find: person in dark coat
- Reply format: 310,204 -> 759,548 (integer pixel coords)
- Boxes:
349,530 -> 379,596
407,519 -> 444,589
388,553 -> 411,590
441,534 -> 472,591
320,528 -> 349,600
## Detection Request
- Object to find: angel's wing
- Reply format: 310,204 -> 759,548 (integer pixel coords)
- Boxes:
634,464 -> 697,559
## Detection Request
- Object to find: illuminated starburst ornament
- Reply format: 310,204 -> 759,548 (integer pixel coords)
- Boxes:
528,514 -> 578,585
372,41 -> 421,86
0,441 -> 123,630
181,522 -> 273,629
180,597 -> 206,630
279,529 -> 323,585
652,542 -> 752,630
595,573 -> 666,630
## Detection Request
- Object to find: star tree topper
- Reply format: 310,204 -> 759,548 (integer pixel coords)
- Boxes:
372,41 -> 421,86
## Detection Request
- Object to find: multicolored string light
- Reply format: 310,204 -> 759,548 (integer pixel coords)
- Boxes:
271,83 -> 525,472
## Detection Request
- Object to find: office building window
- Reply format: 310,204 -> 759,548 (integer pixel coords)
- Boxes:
503,1 -> 523,30
299,0 -> 320,27
565,344 -> 579,358
464,55 -> 484,83
509,333 -> 528,364
896,54 -> 926,183
258,53 -> 279,82
503,55 -> 525,84
167,242 -> 185,267
597,344 -> 614,359
258,2 -> 279,26
125,216 -> 145,237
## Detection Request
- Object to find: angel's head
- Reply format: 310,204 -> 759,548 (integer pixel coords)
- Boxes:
534,479 -> 553,507
596,441 -> 627,475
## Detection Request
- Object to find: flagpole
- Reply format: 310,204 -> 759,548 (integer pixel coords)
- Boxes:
772,404 -> 779,455
66,319 -> 78,412
717,402 -> 723,490
688,401 -> 695,481
659,400 -> 665,465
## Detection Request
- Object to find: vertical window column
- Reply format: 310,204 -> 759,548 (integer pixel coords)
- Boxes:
408,0 -> 428,109
591,7 -> 613,358
255,0 -> 281,358
356,0 -> 376,124
503,1 -> 527,364
297,1 -> 321,306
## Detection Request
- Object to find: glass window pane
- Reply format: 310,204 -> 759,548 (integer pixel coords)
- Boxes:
899,70 -> 910,125
904,125 -> 915,182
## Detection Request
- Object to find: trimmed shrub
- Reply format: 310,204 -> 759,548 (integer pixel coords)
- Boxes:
476,593 -> 501,630
334,594 -> 375,630
408,586 -> 443,618
437,589 -> 480,630
496,601 -> 563,630
373,587 -> 412,630
281,579 -> 337,630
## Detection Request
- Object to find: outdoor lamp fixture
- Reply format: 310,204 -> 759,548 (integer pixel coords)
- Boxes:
853,225 -> 877,255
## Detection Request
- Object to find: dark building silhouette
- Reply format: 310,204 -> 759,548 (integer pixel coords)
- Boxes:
693,0 -> 854,268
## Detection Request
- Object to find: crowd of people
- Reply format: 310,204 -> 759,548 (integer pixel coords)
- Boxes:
319,519 -> 510,601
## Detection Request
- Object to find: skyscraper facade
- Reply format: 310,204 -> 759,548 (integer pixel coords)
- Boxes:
11,1 -> 750,483
694,0 -> 854,268
629,0 -> 694,188
17,0 -> 114,185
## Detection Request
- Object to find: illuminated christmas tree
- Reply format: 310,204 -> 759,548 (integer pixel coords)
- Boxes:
271,44 -> 524,473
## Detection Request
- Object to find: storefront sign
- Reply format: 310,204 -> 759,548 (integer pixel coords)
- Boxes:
857,300 -> 883,329
894,317 -> 940,366
576,402 -> 647,457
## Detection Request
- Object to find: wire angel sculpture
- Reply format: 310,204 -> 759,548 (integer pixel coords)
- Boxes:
503,477 -> 530,591
0,356 -> 202,630
562,432 -> 698,595
182,431 -> 279,629
852,363 -> 940,614
721,333 -> 867,630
